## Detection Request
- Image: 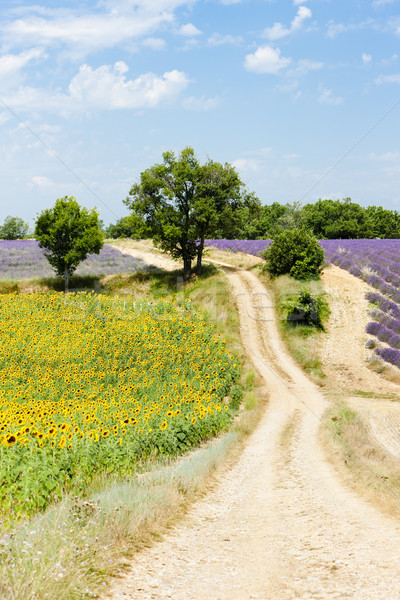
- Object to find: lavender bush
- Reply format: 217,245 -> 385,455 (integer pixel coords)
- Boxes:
0,240 -> 146,280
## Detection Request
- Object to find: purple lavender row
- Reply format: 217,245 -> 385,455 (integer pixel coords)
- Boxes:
375,347 -> 400,369
0,240 -> 145,280
366,292 -> 400,320
366,321 -> 400,349
205,239 -> 271,256
369,309 -> 400,335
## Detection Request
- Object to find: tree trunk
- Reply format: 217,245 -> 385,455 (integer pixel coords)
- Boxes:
64,268 -> 69,293
196,238 -> 204,275
183,256 -> 192,281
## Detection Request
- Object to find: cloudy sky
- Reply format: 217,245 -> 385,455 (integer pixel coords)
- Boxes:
0,0 -> 400,226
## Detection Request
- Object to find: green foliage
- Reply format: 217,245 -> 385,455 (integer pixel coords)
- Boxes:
34,196 -> 104,291
0,215 -> 29,239
214,191 -> 262,239
365,205 -> 400,238
105,214 -> 151,239
227,197 -> 400,241
124,147 -> 257,279
233,201 -> 305,239
302,198 -> 373,239
281,289 -> 330,330
261,228 -> 324,280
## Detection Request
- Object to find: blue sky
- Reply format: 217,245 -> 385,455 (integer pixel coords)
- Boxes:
0,0 -> 400,226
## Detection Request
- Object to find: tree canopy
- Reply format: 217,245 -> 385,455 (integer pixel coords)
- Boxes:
34,196 -> 103,291
0,216 -> 29,240
105,214 -> 151,239
124,147 -> 259,279
230,198 -> 400,240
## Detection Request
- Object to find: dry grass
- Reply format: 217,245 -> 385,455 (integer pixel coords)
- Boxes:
367,355 -> 400,386
108,238 -> 168,257
322,403 -> 400,520
202,246 -> 262,270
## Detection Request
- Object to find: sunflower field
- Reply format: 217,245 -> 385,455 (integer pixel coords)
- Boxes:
0,292 -> 240,517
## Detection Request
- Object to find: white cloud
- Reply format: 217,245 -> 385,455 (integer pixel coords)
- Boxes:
264,23 -> 290,41
182,96 -> 219,110
318,88 -> 344,105
31,176 -> 53,187
207,33 -> 243,46
381,53 -> 398,65
0,112 -> 13,126
67,62 -> 189,109
244,46 -> 291,74
0,48 -> 45,79
326,19 -> 372,39
326,22 -> 350,39
294,59 -> 324,75
231,158 -> 261,172
369,151 -> 400,161
372,0 -> 394,7
178,23 -> 202,36
264,6 -> 312,41
1,2 -> 193,55
141,37 -> 166,50
292,6 -> 312,31
375,73 -> 400,84
362,52 -> 372,63
3,62 -> 190,113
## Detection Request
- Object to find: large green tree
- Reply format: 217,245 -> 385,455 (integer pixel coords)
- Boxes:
365,205 -> 400,238
125,147 -> 256,279
34,196 -> 103,291
302,198 -> 373,239
0,215 -> 29,240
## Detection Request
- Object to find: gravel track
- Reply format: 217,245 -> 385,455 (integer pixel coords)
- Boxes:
103,268 -> 400,600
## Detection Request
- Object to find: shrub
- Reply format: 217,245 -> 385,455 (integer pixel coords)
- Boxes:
261,228 -> 324,280
281,289 -> 330,330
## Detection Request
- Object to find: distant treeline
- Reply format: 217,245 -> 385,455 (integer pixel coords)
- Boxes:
107,197 -> 400,240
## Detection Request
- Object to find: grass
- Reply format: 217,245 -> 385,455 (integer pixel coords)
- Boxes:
0,274 -> 104,295
0,261 -> 265,600
257,270 -> 329,383
322,403 -> 400,520
0,430 -> 242,600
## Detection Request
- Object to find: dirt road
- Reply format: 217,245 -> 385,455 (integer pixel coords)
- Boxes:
103,267 -> 400,600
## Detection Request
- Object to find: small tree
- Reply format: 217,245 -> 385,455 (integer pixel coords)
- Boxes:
262,228 -> 324,280
0,216 -> 29,239
34,196 -> 104,291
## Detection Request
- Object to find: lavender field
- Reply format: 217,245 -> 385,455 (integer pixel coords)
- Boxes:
206,238 -> 400,371
0,240 -> 146,280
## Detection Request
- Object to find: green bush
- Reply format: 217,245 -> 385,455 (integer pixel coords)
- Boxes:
261,228 -> 324,280
281,289 -> 330,330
